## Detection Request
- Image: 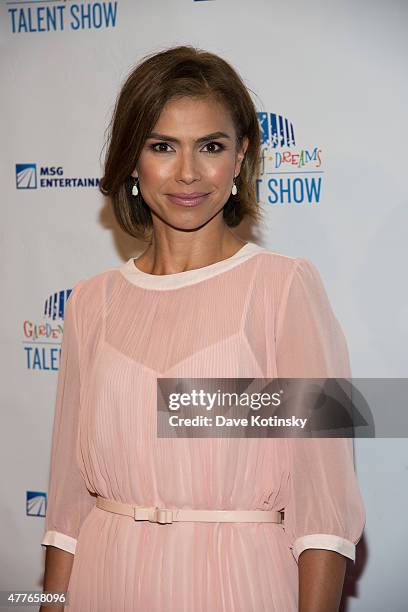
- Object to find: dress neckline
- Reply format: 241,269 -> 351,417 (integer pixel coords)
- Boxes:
118,241 -> 266,290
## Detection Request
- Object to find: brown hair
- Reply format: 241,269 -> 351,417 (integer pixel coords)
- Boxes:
100,45 -> 262,241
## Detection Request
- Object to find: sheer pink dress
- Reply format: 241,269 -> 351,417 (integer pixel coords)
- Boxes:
41,242 -> 365,611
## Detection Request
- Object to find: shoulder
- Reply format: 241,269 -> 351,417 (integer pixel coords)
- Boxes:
71,267 -> 115,298
66,265 -> 120,324
252,244 -> 319,285
250,246 -> 328,317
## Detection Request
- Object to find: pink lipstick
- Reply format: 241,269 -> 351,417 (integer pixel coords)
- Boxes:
167,192 -> 210,207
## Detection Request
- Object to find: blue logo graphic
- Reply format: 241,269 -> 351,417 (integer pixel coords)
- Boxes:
44,289 -> 72,322
26,491 -> 46,517
16,163 -> 37,189
258,112 -> 296,148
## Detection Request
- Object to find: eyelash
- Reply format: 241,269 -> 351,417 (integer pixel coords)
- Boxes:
149,141 -> 226,154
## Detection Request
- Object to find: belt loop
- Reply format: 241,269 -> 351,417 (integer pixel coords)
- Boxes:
133,506 -> 150,521
154,508 -> 173,524
132,505 -> 173,523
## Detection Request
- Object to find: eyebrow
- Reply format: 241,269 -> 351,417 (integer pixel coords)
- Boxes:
146,131 -> 232,144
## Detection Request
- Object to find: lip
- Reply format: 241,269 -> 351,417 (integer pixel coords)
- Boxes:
167,193 -> 210,207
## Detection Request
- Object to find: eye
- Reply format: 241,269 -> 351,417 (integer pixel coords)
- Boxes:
150,142 -> 173,153
202,141 -> 225,154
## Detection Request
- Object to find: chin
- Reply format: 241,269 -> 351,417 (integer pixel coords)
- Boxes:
154,207 -> 222,230
166,217 -> 215,232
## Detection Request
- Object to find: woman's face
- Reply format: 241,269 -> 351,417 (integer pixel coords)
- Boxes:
133,96 -> 248,232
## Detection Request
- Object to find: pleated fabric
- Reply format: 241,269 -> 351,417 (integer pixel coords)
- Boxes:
41,242 -> 365,611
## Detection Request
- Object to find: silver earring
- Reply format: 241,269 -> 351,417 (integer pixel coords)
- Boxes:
231,177 -> 238,196
132,177 -> 139,196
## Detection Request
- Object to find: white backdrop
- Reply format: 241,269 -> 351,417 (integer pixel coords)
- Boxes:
1,0 -> 407,610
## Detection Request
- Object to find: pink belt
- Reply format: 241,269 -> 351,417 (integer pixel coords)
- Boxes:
96,496 -> 284,525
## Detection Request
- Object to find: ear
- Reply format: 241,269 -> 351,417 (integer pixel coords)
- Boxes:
130,168 -> 138,178
235,136 -> 249,176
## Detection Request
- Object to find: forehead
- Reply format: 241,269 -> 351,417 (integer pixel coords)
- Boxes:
153,96 -> 235,134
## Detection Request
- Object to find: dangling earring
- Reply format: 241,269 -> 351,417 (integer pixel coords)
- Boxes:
132,177 -> 139,196
231,176 -> 238,196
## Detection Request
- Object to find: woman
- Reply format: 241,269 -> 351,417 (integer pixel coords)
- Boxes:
41,45 -> 365,611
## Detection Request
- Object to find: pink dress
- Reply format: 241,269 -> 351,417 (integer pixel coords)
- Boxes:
41,242 -> 365,611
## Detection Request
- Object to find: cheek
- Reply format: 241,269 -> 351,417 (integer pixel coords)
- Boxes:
138,154 -> 172,184
206,159 -> 235,183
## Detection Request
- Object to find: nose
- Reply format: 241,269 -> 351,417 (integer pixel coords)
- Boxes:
176,150 -> 200,184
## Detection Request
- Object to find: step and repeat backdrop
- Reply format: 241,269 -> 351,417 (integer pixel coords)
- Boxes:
1,0 -> 407,610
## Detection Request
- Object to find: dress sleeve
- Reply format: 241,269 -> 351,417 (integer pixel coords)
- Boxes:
41,280 -> 95,555
275,258 -> 366,564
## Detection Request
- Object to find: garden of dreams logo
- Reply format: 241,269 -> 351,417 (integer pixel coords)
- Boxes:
256,112 -> 323,205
